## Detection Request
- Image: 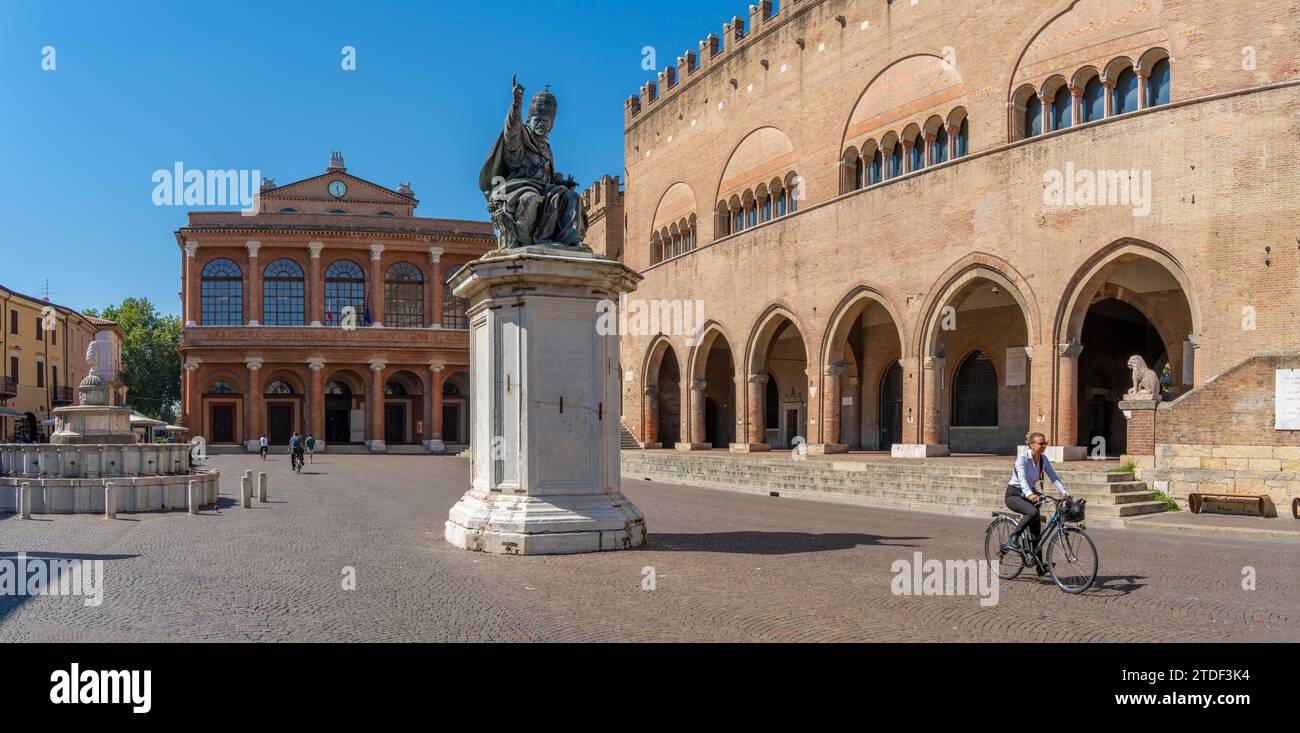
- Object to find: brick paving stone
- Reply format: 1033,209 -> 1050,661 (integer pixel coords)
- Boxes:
1,454 -> 1295,642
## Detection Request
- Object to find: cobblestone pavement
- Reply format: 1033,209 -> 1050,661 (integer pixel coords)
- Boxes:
1,454 -> 1296,642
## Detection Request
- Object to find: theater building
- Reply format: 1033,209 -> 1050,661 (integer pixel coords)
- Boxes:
613,0 -> 1300,505
176,153 -> 494,453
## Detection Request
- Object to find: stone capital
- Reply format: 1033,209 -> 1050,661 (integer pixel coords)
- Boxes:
307,357 -> 326,372
308,241 -> 324,259
246,240 -> 261,258
923,356 -> 946,371
245,359 -> 263,371
825,363 -> 846,377
691,379 -> 707,392
427,359 -> 446,372
429,245 -> 445,264
369,361 -> 387,373
747,373 -> 768,385
1057,340 -> 1083,359
183,359 -> 202,371
643,384 -> 660,396
184,241 -> 199,258
369,243 -> 385,261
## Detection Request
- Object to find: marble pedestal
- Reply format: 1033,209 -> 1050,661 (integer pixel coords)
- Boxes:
443,245 -> 647,555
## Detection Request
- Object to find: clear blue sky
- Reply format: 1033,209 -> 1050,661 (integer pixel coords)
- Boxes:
0,0 -> 749,316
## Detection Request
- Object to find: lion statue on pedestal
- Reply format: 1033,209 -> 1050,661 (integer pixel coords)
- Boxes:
1125,355 -> 1160,399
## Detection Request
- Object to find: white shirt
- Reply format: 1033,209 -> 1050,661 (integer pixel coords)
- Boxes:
259,436 -> 268,447
1010,452 -> 1069,498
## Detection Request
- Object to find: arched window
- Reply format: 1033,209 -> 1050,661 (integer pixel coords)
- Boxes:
732,204 -> 744,233
262,259 -> 304,325
955,118 -> 968,158
442,265 -> 469,329
377,211 -> 395,217
786,175 -> 799,212
761,192 -> 773,221
908,134 -> 924,172
1113,67 -> 1139,115
324,259 -> 365,327
1147,58 -> 1170,107
384,262 -> 424,328
384,381 -> 408,396
889,143 -> 903,179
279,208 -> 299,213
207,380 -> 237,394
1081,78 -> 1105,123
443,381 -> 461,396
869,149 -> 883,184
1025,95 -> 1043,137
200,258 -> 243,326
952,351 -> 998,427
265,381 -> 294,395
650,233 -> 664,264
774,185 -> 787,216
325,380 -> 350,395
933,127 -> 949,165
1052,86 -> 1072,131
328,209 -> 347,215
853,155 -> 865,190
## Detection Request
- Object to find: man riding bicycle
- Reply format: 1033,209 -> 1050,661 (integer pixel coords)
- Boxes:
289,432 -> 305,471
1002,431 -> 1070,575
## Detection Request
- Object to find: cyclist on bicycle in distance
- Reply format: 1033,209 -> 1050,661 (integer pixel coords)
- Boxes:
1002,431 -> 1070,575
289,432 -> 304,471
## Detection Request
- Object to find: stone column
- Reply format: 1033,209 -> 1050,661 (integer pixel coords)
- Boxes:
184,240 -> 199,326
641,384 -> 660,448
946,124 -> 960,160
244,358 -> 263,451
1070,85 -> 1083,125
1136,69 -> 1149,109
425,361 -> 445,453
894,356 -> 949,457
731,373 -> 770,452
308,242 -> 324,326
442,248 -> 646,554
1103,80 -> 1116,117
369,243 -> 385,327
183,360 -> 201,437
843,375 -> 861,449
308,357 -> 325,449
679,379 -> 710,450
1053,341 -> 1086,461
246,241 -> 262,326
367,361 -> 386,452
922,132 -> 937,167
428,246 -> 444,328
809,364 -> 847,454
901,139 -> 915,173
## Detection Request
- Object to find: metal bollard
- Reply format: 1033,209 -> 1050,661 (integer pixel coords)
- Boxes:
257,472 -> 268,503
19,482 -> 31,520
104,482 -> 116,520
240,475 -> 252,508
187,480 -> 200,515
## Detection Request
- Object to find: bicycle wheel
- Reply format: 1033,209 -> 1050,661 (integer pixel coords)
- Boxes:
1047,526 -> 1097,593
984,517 -> 1024,580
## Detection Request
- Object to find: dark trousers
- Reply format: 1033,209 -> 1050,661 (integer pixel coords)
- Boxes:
1005,491 -> 1042,548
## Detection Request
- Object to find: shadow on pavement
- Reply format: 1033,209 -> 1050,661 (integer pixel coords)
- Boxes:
646,531 -> 925,555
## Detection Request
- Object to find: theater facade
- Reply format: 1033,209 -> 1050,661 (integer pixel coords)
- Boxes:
176,154 -> 494,452
614,0 -> 1300,502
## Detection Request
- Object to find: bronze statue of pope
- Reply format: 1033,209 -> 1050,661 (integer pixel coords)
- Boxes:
479,76 -> 587,248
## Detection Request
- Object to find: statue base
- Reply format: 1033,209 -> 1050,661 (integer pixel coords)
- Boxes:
442,245 -> 646,555
50,405 -> 136,445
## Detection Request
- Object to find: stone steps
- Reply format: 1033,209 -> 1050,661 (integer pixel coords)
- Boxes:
620,453 -> 1169,523
618,420 -> 641,450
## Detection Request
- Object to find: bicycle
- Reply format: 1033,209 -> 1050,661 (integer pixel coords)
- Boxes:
290,450 -> 304,474
984,495 -> 1097,593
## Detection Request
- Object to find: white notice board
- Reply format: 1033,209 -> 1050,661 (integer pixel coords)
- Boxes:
1276,369 -> 1300,430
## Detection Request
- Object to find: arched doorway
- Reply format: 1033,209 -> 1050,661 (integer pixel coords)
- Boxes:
686,326 -> 736,449
442,372 -> 470,445
923,267 -> 1035,454
643,339 -> 681,447
878,361 -> 903,449
262,372 -> 303,445
747,310 -> 808,450
384,370 -> 424,445
324,370 -> 366,444
822,289 -> 904,450
1061,249 -> 1196,456
204,376 -> 241,445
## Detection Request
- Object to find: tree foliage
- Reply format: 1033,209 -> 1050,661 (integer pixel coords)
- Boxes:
84,298 -> 181,422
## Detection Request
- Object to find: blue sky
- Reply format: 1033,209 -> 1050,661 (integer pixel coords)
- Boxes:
0,0 -> 749,315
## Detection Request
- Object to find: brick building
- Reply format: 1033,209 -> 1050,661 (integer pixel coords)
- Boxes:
610,0 -> 1300,504
176,153 -> 494,452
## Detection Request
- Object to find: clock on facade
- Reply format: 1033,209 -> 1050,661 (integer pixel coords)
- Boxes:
329,180 -> 348,198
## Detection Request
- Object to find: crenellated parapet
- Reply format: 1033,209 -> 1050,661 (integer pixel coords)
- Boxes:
624,0 -> 794,127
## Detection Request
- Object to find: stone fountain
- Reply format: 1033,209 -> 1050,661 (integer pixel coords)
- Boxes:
0,339 -> 219,514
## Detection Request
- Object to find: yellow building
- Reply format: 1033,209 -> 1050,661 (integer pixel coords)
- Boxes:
0,284 -> 124,442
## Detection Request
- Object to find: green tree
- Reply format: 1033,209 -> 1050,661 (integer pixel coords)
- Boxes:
84,298 -> 181,421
